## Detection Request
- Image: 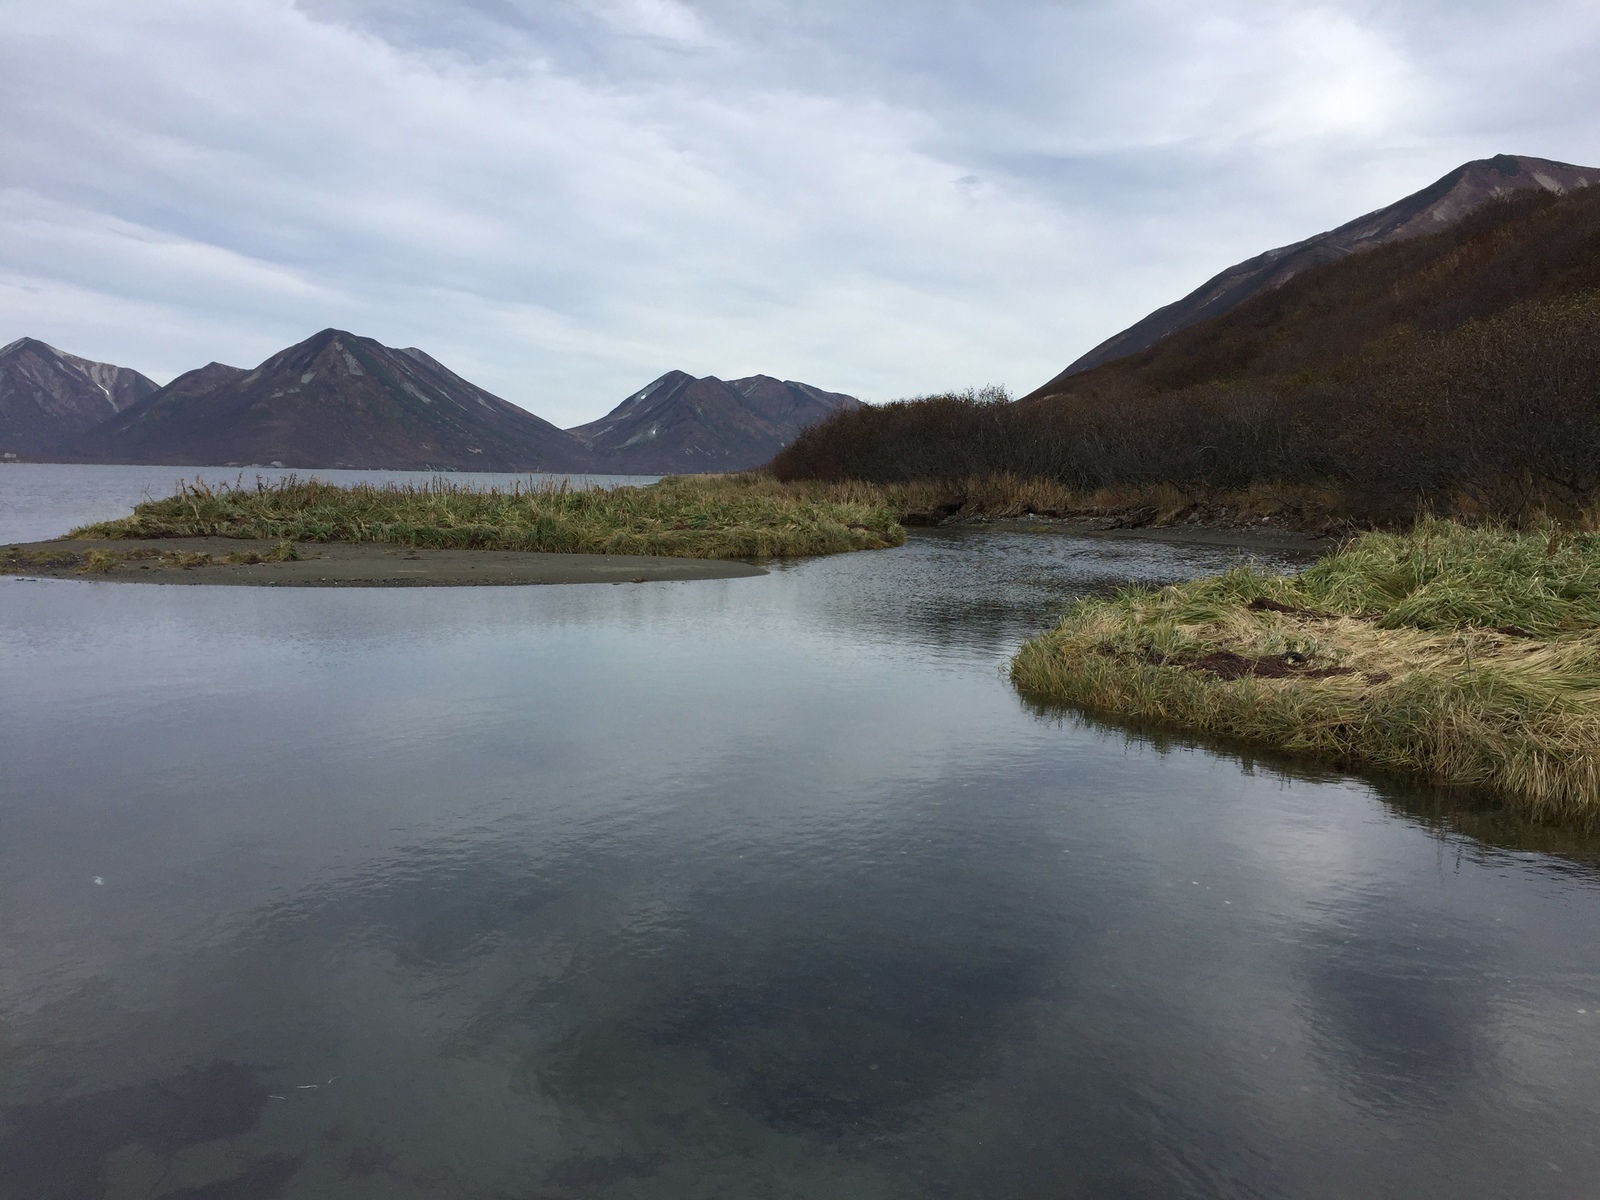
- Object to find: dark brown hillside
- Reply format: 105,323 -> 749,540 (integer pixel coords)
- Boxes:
1031,181 -> 1600,404
1049,154 -> 1599,381
0,338 -> 159,455
59,330 -> 598,472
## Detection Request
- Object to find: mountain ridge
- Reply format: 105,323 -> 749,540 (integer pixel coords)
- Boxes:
1024,176 -> 1600,407
1035,153 -> 1600,392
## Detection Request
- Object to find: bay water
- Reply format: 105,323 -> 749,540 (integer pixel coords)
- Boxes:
2,466 -> 1597,1198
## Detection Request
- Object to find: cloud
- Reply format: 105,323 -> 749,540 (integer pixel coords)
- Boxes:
584,0 -> 713,45
3,0 -> 1598,424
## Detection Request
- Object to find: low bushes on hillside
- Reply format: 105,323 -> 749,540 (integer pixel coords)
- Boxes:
772,293 -> 1600,523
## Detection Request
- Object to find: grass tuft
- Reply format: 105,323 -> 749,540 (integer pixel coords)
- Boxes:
1011,518 -> 1600,821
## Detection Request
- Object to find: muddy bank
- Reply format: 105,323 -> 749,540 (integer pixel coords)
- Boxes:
1,538 -> 767,587
950,515 -> 1333,554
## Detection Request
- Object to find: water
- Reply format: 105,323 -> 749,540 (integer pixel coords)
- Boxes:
2,472 -> 1599,1199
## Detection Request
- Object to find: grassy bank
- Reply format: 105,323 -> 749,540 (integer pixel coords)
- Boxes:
71,474 -> 904,559
1011,519 -> 1600,821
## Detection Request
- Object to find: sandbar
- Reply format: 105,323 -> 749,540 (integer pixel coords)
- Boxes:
1,538 -> 768,587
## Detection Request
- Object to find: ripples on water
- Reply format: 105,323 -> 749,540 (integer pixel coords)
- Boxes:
2,471 -> 1598,1199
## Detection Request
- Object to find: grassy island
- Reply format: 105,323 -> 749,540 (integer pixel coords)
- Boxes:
1011,520 -> 1600,822
71,473 -> 905,560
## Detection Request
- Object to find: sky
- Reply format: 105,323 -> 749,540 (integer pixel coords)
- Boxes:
4,0 -> 1599,426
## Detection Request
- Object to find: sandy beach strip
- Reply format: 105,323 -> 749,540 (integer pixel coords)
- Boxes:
1,538 -> 768,587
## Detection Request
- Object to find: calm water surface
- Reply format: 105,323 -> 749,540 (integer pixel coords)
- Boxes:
2,470 -> 1598,1199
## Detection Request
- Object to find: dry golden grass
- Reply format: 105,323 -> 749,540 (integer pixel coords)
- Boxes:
1012,519 -> 1600,821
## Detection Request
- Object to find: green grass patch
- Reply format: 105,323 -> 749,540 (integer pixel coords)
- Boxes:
72,474 -> 905,560
1011,518 -> 1600,821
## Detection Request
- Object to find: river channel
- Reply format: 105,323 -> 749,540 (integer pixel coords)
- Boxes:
2,466 -> 1598,1199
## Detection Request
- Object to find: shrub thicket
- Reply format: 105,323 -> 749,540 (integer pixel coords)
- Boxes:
772,292 -> 1600,521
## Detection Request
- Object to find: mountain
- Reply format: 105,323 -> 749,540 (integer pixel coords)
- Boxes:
568,371 -> 861,473
1038,154 -> 1600,390
772,168 -> 1600,514
1024,167 -> 1600,406
0,338 -> 159,456
63,329 -> 597,472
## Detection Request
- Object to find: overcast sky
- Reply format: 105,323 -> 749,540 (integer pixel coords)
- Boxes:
4,0 -> 1598,424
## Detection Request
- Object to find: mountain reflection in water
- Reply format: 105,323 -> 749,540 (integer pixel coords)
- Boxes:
3,516 -> 1598,1200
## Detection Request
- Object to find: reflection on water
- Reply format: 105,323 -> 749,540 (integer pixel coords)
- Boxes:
3,514 -> 1599,1199
1038,704 -> 1600,869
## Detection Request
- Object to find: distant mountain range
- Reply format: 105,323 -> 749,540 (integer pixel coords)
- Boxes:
0,331 -> 859,474
1033,153 -> 1600,392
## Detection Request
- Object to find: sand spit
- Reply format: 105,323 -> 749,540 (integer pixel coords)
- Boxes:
1,538 -> 767,587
